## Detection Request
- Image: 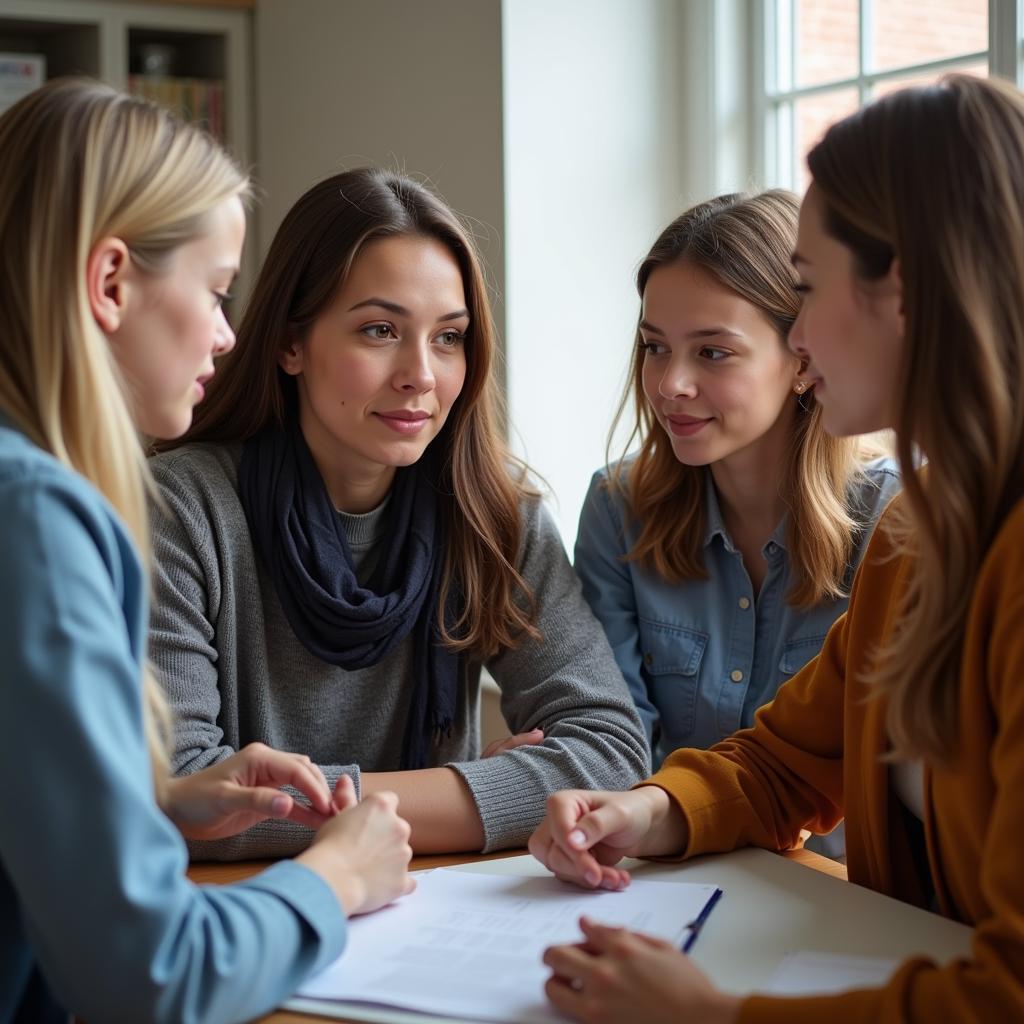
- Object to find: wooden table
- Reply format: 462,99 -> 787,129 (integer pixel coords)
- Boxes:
187,846 -> 847,1023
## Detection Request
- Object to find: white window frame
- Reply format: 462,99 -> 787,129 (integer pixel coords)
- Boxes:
753,0 -> 1024,190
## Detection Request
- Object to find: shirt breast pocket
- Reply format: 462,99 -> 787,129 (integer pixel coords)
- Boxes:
778,634 -> 828,679
638,619 -> 709,738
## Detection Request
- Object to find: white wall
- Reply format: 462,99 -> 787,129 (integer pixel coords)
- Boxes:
253,0 -> 506,334
502,0 -> 688,547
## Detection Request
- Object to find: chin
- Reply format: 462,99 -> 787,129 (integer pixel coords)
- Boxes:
669,443 -> 715,468
144,407 -> 193,442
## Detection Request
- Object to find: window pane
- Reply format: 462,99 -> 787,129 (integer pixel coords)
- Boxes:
795,0 -> 859,88
794,88 -> 859,193
871,0 -> 987,73
869,59 -> 987,100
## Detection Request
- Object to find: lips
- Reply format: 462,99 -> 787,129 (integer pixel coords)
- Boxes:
373,409 -> 432,436
194,372 -> 214,400
375,409 -> 430,421
664,413 -> 713,438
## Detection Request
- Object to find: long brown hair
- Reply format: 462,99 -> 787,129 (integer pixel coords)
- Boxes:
167,168 -> 539,658
609,191 -> 870,608
0,79 -> 249,774
808,74 -> 1024,760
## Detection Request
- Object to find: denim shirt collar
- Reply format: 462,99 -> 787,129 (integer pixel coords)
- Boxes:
702,472 -> 788,558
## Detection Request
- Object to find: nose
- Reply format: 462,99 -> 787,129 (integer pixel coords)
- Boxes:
393,339 -> 436,393
659,354 -> 698,400
213,308 -> 236,357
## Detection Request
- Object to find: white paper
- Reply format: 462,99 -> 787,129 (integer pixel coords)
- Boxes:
297,868 -> 721,1024
762,951 -> 899,996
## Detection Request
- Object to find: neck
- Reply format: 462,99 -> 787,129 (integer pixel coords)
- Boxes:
710,406 -> 795,546
325,469 -> 395,514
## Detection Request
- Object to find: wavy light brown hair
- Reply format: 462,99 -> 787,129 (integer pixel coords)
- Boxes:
609,191 -> 870,608
809,74 -> 1024,761
167,168 -> 538,658
0,79 -> 249,774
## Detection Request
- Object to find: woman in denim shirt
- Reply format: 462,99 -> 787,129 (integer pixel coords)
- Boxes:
575,192 -> 899,854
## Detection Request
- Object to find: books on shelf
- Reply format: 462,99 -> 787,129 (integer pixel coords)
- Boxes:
0,53 -> 45,116
127,75 -> 225,139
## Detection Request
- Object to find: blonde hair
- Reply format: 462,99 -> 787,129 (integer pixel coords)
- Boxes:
166,169 -> 541,659
0,79 -> 249,777
610,191 -> 873,609
809,75 -> 1024,761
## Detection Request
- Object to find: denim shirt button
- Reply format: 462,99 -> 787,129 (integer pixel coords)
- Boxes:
738,596 -> 751,610
730,669 -> 744,683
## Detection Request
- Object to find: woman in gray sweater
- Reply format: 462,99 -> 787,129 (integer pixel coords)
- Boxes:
150,168 -> 649,861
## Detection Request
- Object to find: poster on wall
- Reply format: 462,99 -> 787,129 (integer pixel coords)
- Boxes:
0,53 -> 45,115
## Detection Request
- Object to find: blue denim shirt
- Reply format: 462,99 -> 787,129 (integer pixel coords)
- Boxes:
574,457 -> 901,768
0,423 -> 346,1023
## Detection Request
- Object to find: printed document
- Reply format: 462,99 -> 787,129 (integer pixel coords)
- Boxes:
296,867 -> 721,1023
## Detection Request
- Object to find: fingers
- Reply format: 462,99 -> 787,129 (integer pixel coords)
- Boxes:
571,803 -> 630,852
482,728 -> 544,758
285,800 -> 333,831
537,792 -> 634,888
544,791 -> 592,850
542,942 -> 595,983
220,785 -> 293,820
402,874 -> 418,896
544,975 -> 584,1019
578,916 -> 629,952
547,840 -> 605,889
239,744 -> 334,816
333,774 -> 357,812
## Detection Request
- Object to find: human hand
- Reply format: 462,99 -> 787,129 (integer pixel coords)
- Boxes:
162,742 -> 335,841
482,727 -> 544,758
543,916 -> 740,1024
527,786 -> 688,890
298,789 -> 415,916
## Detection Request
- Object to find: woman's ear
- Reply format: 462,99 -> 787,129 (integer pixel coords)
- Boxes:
86,237 -> 131,334
278,335 -> 304,376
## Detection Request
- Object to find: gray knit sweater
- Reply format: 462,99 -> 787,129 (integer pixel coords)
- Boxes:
148,443 -> 650,859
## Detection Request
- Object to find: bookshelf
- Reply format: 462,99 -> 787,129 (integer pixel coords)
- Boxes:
0,0 -> 254,301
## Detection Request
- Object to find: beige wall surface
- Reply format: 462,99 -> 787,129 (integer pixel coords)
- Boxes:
253,0 -> 505,339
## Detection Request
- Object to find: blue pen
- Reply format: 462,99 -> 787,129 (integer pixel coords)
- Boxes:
682,888 -> 723,953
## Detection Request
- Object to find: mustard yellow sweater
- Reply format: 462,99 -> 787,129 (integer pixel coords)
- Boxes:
647,498 -> 1024,1021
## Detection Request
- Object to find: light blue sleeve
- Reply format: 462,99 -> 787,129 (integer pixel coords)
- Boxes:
573,470 -> 660,747
0,475 -> 346,1024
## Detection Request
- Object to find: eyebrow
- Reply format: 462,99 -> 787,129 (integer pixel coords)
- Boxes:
791,251 -> 808,266
348,297 -> 470,322
639,319 -> 741,340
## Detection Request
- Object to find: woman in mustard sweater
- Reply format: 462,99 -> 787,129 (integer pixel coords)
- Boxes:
529,73 -> 1024,1022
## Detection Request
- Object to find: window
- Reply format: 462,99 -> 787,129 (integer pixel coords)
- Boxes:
759,0 -> 1015,191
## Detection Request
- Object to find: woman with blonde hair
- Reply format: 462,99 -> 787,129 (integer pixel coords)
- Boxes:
531,73 -> 1024,1022
574,191 -> 897,855
149,167 -> 648,860
0,80 -> 413,1023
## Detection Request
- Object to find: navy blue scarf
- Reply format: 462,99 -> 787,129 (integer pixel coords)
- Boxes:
238,418 -> 459,769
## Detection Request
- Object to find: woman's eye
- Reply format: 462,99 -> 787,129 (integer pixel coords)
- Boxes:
700,347 -> 730,361
362,323 -> 397,340
639,340 -> 668,356
213,291 -> 233,308
436,329 -> 466,348
793,282 -> 811,295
